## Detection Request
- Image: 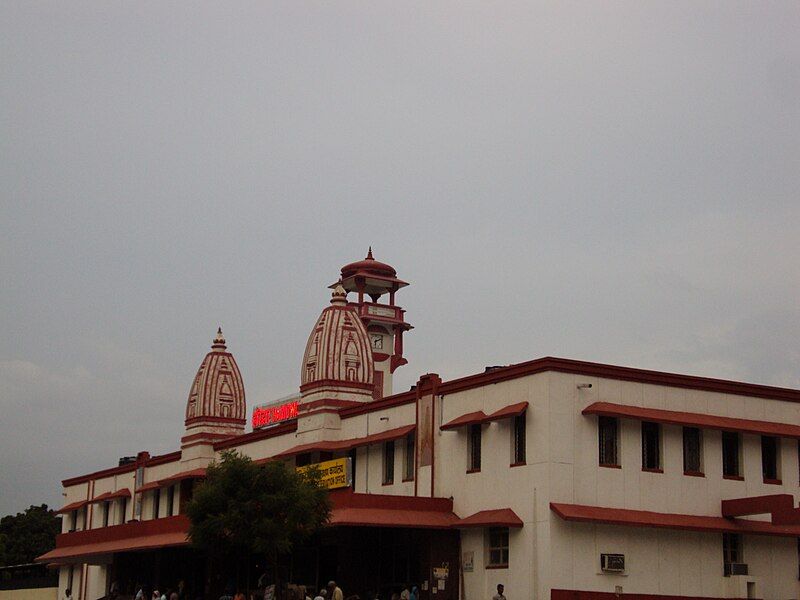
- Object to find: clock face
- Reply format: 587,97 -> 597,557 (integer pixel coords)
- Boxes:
370,334 -> 383,350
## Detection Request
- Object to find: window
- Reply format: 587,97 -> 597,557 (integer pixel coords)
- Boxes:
468,424 -> 482,472
512,413 -> 526,465
404,432 -> 415,481
761,436 -> 780,482
348,448 -> 357,488
68,510 -> 78,532
102,500 -> 111,527
383,440 -> 395,485
723,533 -> 743,573
722,432 -> 741,478
598,416 -> 619,466
152,488 -> 161,519
166,485 -> 175,517
119,497 -> 128,524
683,427 -> 702,474
641,422 -> 661,470
487,527 -> 509,568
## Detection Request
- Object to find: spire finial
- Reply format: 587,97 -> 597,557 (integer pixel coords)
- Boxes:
366,246 -> 374,260
330,283 -> 348,306
212,327 -> 227,351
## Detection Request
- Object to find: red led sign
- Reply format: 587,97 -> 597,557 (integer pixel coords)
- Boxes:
252,401 -> 299,429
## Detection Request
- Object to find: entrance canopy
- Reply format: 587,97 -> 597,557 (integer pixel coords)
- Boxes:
329,489 -> 459,529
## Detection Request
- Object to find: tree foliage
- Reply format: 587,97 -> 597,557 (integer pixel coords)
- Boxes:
186,451 -> 331,562
0,505 -> 61,566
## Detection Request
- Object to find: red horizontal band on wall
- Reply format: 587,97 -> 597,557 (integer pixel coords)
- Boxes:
552,590 -> 754,600
275,424 -> 416,458
88,489 -> 131,504
441,402 -> 529,430
582,402 -> 800,439
550,502 -> 800,537
455,508 -> 523,528
56,500 -> 88,514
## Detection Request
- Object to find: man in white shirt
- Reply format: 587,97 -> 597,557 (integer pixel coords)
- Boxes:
492,584 -> 506,600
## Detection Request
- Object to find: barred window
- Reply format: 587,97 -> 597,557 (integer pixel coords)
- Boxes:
642,422 -> 661,470
722,432 -> 741,477
487,527 -> 509,567
598,416 -> 619,466
761,436 -> 779,481
404,432 -> 415,481
166,485 -> 175,517
723,533 -> 743,564
683,427 -> 702,473
383,440 -> 395,485
468,424 -> 482,471
512,413 -> 526,465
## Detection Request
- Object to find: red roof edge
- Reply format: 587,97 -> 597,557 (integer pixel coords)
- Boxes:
440,411 -> 487,431
214,420 -> 298,450
456,508 -> 524,528
582,402 -> 800,439
276,424 -> 416,458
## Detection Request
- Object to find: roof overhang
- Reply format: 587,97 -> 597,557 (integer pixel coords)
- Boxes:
582,402 -> 800,439
276,424 -> 415,458
456,508 -> 523,528
89,489 -> 131,504
551,502 -> 800,537
56,500 -> 88,514
441,402 -> 528,431
328,489 -> 459,529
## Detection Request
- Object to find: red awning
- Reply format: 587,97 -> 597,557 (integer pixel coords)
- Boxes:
36,532 -> 187,563
456,508 -> 524,528
56,500 -> 87,514
551,502 -> 800,538
441,402 -> 529,430
159,468 -> 206,485
485,402 -> 528,422
137,481 -> 161,493
276,425 -> 415,458
89,489 -> 131,504
328,489 -> 459,529
440,411 -> 487,431
582,402 -> 800,439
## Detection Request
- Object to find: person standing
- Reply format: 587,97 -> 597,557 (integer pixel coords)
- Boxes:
326,582 -> 343,600
492,584 -> 506,600
400,586 -> 410,600
63,588 -> 73,600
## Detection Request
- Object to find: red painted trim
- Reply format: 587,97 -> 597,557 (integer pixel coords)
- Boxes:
275,424 -> 416,458
763,478 -> 782,485
510,462 -> 527,468
213,420 -> 298,450
441,411 -> 487,431
599,463 -> 621,469
466,468 -> 481,474
484,564 -> 508,570
372,352 -> 390,362
723,475 -> 745,481
550,501 -> 800,537
147,451 -> 181,467
63,451 -> 182,487
642,468 -> 664,474
456,508 -> 523,528
300,399 -> 363,411
583,402 -> 800,439
184,415 -> 246,426
180,432 -> 232,443
300,379 -> 376,393
684,471 -> 705,477
721,494 -> 793,518
551,590 -> 757,600
341,390 -> 417,419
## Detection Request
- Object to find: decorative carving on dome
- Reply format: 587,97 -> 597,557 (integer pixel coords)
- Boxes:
184,328 -> 246,430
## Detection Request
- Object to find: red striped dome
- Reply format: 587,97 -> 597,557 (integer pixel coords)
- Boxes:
185,328 -> 246,427
301,285 -> 374,391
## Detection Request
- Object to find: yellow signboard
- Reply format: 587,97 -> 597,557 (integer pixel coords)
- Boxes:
296,457 -> 352,490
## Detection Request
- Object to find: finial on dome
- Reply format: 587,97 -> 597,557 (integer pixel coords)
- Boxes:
330,283 -> 348,306
366,246 -> 374,260
212,327 -> 227,351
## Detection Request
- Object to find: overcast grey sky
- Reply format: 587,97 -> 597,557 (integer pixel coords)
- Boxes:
1,2 -> 799,516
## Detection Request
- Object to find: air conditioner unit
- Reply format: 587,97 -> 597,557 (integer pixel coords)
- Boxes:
601,554 -> 625,573
724,563 -> 748,576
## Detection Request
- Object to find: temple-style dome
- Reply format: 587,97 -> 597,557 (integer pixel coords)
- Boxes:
185,328 -> 246,430
340,247 -> 398,279
300,285 -> 374,393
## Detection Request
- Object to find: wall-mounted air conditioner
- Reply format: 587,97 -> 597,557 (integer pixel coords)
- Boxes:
600,554 -> 625,573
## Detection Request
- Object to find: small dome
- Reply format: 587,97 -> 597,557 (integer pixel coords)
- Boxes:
185,328 -> 246,427
340,247 -> 397,279
301,287 -> 374,391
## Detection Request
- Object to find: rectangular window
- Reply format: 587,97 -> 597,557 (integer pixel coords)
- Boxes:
69,510 -> 78,532
723,533 -> 743,571
683,427 -> 702,474
512,413 -> 526,465
487,527 -> 509,568
166,485 -> 175,517
119,497 -> 128,524
598,416 -> 619,466
383,440 -> 395,485
102,500 -> 110,527
80,505 -> 88,530
722,432 -> 741,478
641,421 -> 661,470
404,433 -> 415,481
761,436 -> 780,482
468,423 -> 482,472
152,488 -> 161,519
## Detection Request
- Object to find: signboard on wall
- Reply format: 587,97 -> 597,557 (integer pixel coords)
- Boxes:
462,551 -> 474,572
252,397 -> 299,429
296,457 -> 352,490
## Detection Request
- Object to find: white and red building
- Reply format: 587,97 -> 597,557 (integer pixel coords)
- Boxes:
39,251 -> 800,600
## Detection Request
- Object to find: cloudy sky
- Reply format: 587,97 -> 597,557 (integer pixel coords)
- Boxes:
1,2 -> 799,516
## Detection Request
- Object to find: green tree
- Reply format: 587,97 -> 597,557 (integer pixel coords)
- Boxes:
186,451 -> 331,591
0,505 -> 61,566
